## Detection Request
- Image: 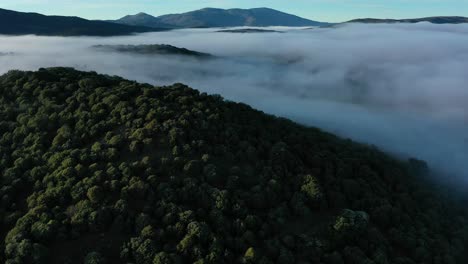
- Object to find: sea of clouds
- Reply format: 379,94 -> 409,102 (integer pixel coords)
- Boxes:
1,23 -> 467,182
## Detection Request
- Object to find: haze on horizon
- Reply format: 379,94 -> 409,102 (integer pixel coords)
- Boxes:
2,0 -> 468,23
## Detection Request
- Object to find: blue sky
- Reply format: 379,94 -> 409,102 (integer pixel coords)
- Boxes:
2,0 -> 468,22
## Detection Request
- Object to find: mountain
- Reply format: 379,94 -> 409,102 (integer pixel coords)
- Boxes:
1,67 -> 467,263
0,8 -> 164,36
157,8 -> 326,27
113,7 -> 327,28
92,44 -> 213,58
348,16 -> 468,24
113,12 -> 175,29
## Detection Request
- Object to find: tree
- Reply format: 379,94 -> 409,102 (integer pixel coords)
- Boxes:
30,221 -> 53,242
87,186 -> 104,203
153,252 -> 172,264
300,174 -> 323,207
334,209 -> 369,233
84,252 -> 105,264
244,247 -> 257,262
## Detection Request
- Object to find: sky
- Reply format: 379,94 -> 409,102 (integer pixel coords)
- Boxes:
1,0 -> 468,23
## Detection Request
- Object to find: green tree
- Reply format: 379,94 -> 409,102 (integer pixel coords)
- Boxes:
87,186 -> 104,203
84,251 -> 105,264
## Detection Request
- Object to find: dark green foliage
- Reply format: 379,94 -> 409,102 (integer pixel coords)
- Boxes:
333,209 -> 369,233
152,252 -> 172,264
84,252 -> 106,264
301,174 -> 323,207
87,186 -> 104,203
0,68 -> 467,264
243,247 -> 257,262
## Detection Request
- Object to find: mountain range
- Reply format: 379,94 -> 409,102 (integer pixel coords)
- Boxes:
1,7 -> 468,37
0,8 -> 163,36
348,16 -> 468,24
112,7 -> 327,28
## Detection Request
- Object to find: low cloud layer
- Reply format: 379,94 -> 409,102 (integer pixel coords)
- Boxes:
1,24 -> 468,182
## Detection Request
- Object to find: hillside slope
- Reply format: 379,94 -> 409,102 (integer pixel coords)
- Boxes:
0,68 -> 467,264
0,8 -> 163,36
114,8 -> 326,28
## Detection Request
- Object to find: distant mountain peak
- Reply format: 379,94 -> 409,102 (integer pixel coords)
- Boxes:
199,7 -> 224,11
115,11 -> 174,28
126,12 -> 149,17
120,12 -> 154,19
248,7 -> 279,11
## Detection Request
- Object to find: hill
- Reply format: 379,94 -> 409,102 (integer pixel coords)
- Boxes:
92,44 -> 213,58
217,28 -> 281,33
112,13 -> 176,29
348,16 -> 468,24
113,8 -> 327,28
0,68 -> 467,263
0,8 -> 164,36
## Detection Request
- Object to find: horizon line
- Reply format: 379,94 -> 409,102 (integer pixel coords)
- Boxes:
1,6 -> 468,24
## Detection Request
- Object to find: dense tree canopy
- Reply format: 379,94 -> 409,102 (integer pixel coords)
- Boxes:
0,67 -> 467,264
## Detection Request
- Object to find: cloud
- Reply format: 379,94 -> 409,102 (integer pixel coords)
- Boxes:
0,23 -> 467,182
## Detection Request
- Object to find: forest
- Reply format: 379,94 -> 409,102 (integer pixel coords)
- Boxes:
0,67 -> 467,264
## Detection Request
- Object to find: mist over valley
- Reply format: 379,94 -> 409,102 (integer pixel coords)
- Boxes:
1,24 -> 467,182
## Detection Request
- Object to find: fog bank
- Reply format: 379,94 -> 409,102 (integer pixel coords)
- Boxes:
1,24 -> 467,181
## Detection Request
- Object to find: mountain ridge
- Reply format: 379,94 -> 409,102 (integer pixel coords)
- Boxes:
0,8 -> 165,36
347,16 -> 468,24
113,7 -> 327,28
113,12 -> 175,29
1,7 -> 466,37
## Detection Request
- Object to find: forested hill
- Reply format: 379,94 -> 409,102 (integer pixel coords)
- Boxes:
0,8 -> 162,36
0,68 -> 467,264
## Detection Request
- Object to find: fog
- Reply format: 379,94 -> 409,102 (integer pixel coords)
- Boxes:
1,23 -> 468,182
